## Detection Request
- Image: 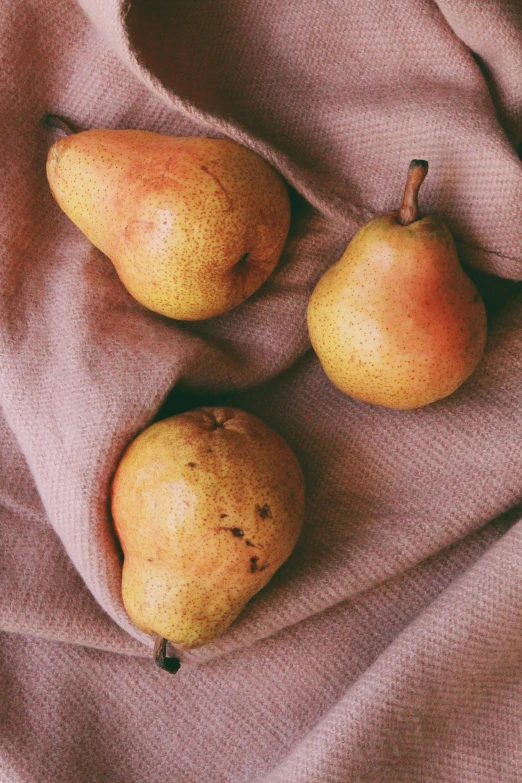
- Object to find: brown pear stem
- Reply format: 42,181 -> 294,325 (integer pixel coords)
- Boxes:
397,160 -> 429,226
153,635 -> 181,674
42,114 -> 81,136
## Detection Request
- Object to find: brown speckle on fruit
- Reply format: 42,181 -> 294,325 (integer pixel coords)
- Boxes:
214,526 -> 245,538
250,556 -> 268,573
256,503 -> 272,519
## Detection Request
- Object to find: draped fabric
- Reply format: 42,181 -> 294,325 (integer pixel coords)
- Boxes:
1,0 -> 521,780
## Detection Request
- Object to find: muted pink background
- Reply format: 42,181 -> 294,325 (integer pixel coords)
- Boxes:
1,0 -> 521,780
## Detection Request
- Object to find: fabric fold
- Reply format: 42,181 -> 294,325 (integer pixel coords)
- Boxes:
1,0 -> 522,779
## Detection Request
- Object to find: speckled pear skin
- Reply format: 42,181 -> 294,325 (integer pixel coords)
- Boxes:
46,130 -> 290,320
307,214 -> 487,409
111,407 -> 305,650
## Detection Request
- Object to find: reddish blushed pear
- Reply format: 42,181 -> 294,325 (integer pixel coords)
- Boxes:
307,160 -> 487,409
45,116 -> 290,321
111,407 -> 305,672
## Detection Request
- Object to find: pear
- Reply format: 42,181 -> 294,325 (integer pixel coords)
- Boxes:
111,407 -> 305,669
45,116 -> 290,320
307,161 -> 487,409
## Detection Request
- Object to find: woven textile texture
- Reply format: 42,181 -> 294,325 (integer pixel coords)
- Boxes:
1,0 -> 521,780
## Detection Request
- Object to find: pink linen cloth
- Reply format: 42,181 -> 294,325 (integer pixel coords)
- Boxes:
1,0 -> 521,780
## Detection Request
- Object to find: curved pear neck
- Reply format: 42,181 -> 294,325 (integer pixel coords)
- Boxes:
397,160 -> 429,226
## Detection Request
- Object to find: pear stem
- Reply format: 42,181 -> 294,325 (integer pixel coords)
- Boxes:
397,160 -> 429,226
153,635 -> 181,674
42,114 -> 81,136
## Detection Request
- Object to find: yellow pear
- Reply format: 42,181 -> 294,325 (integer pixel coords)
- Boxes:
307,161 -> 487,409
45,116 -> 290,320
111,407 -> 305,669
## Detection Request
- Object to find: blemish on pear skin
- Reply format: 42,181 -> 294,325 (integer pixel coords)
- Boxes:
200,165 -> 233,212
250,556 -> 268,573
256,503 -> 272,519
160,156 -> 174,182
124,219 -> 154,243
215,526 -> 244,538
187,462 -> 197,468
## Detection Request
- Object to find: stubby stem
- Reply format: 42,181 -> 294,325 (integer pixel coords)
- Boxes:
42,114 -> 80,136
397,159 -> 429,226
153,635 -> 181,674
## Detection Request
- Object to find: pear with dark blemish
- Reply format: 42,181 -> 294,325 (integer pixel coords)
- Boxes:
111,407 -> 305,660
307,161 -> 487,409
45,116 -> 290,320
